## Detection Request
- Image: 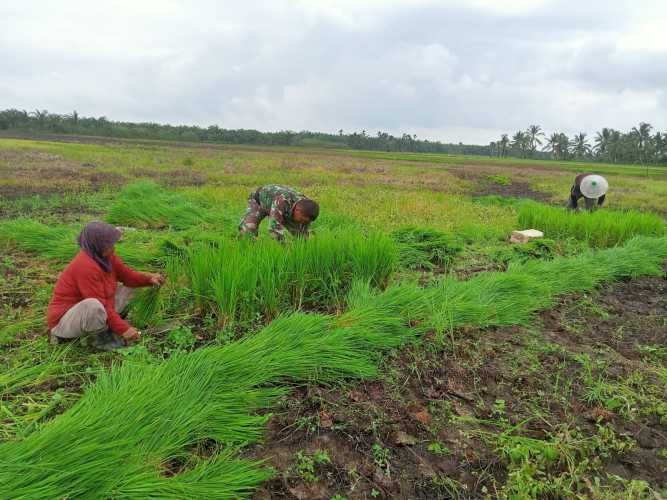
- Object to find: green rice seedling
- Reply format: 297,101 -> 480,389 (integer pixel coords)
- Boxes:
107,180 -> 211,230
349,231 -> 399,288
0,219 -> 80,264
130,255 -> 194,328
518,202 -> 665,247
391,226 -> 462,271
472,195 -> 526,208
2,236 -> 667,498
429,236 -> 667,334
0,342 -> 93,440
169,230 -> 397,327
430,272 -> 554,331
0,219 -> 163,268
0,294 -> 420,498
130,286 -> 164,328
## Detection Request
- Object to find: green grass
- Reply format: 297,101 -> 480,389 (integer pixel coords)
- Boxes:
518,202 -> 665,247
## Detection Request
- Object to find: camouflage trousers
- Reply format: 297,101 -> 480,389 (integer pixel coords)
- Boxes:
238,196 -> 268,237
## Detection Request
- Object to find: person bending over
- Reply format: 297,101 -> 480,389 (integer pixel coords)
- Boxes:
47,221 -> 164,351
567,173 -> 608,211
239,184 -> 319,241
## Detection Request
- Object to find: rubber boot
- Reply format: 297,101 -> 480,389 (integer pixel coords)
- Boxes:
92,330 -> 125,352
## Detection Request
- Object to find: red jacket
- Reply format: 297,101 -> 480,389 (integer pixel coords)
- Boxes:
47,251 -> 152,334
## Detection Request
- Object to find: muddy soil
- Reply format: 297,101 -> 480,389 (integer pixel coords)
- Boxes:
448,168 -> 553,202
250,273 -> 667,499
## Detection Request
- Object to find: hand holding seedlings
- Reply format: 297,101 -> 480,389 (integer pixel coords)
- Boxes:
121,326 -> 141,343
147,272 -> 166,287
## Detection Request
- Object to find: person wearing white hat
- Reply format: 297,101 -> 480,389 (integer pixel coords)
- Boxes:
567,173 -> 609,211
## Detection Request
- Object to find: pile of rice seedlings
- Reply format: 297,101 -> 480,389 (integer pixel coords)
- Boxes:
391,226 -> 462,270
428,235 -> 667,335
2,236 -> 667,498
0,219 -> 162,268
0,345 -> 88,440
134,230 -> 398,327
107,180 -> 212,230
517,202 -> 665,247
0,289 -> 424,498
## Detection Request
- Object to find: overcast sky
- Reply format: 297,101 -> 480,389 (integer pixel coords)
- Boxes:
1,0 -> 666,144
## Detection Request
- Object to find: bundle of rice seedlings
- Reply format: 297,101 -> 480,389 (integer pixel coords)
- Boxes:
391,226 -> 462,270
429,235 -> 667,334
0,219 -> 79,264
168,230 -> 397,327
107,180 -> 211,230
518,203 -> 665,247
0,219 -> 163,268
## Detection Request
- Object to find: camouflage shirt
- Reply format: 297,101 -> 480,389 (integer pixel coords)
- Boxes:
254,185 -> 310,240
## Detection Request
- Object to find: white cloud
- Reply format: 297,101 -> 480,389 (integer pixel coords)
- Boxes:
0,0 -> 665,143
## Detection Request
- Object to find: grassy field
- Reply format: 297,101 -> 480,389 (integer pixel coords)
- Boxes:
1,137 -> 666,499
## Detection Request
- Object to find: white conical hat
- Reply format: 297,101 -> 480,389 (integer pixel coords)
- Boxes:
580,174 -> 608,198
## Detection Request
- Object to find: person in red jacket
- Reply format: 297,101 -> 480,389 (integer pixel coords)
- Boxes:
47,221 -> 164,351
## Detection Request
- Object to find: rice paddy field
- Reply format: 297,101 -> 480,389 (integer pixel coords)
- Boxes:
1,136 -> 667,499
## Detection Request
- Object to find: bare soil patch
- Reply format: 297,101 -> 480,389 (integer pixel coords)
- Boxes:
448,168 -> 554,202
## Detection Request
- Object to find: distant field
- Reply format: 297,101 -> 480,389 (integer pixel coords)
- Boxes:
1,137 -> 666,498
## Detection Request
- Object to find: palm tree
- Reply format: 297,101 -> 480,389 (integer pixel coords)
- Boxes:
526,125 -> 544,157
499,134 -> 510,158
29,109 -> 48,127
65,111 -> 79,125
631,122 -> 653,167
571,133 -> 591,160
653,131 -> 666,163
511,130 -> 529,158
594,128 -> 612,161
607,129 -> 622,163
544,133 -> 560,159
543,132 -> 570,160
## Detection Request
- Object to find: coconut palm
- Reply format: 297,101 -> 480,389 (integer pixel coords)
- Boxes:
571,133 -> 592,160
544,132 -> 570,160
594,128 -> 612,161
499,134 -> 510,158
631,122 -> 653,166
653,131 -> 666,163
511,130 -> 529,158
526,125 -> 544,157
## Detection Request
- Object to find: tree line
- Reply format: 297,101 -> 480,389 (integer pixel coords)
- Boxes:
0,109 -> 665,164
491,123 -> 667,165
0,109 -> 485,155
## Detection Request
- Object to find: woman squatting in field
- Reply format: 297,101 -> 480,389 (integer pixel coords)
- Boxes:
47,221 -> 165,351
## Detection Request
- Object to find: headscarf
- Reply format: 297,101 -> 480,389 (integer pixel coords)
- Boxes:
77,221 -> 122,273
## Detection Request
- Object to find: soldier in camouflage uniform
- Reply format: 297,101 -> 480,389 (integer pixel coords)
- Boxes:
239,185 -> 320,241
